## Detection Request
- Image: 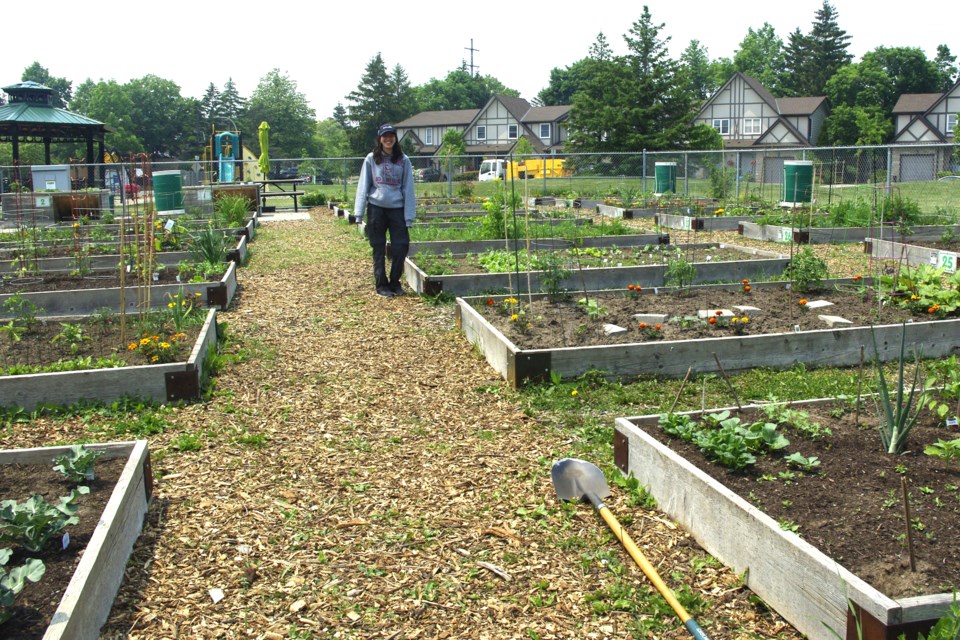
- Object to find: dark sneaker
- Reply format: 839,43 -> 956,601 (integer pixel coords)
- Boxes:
389,284 -> 405,296
376,287 -> 395,297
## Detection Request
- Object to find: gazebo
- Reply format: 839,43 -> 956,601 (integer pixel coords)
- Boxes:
0,81 -> 109,187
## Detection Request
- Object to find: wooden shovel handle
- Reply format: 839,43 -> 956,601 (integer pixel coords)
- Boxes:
597,505 -> 712,640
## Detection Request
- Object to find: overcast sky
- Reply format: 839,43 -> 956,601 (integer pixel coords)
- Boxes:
5,0 -> 956,120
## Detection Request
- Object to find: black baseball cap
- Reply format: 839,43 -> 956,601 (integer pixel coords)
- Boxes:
377,124 -> 398,137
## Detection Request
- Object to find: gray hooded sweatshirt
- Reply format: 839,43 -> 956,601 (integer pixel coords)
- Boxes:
354,153 -> 416,226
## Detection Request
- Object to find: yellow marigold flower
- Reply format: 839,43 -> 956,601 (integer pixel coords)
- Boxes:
731,317 -> 739,324
741,317 -> 750,323
168,302 -> 175,308
151,355 -> 159,362
160,342 -> 171,349
140,338 -> 151,345
510,314 -> 519,321
571,389 -> 578,396
911,294 -> 920,301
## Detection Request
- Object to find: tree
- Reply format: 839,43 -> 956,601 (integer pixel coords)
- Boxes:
199,83 -> 222,122
218,78 -> 246,125
568,6 -> 692,153
313,118 -> 351,179
242,69 -> 318,160
783,2 -> 852,96
346,54 -> 417,154
934,45 -> 958,91
70,79 -> 142,155
862,47 -> 940,105
821,60 -> 894,145
686,123 -> 724,150
126,75 -> 196,157
513,136 -> 536,157
414,68 -> 517,111
332,102 -> 349,128
21,62 -> 72,108
733,23 -> 785,95
438,130 -> 467,170
538,34 -> 612,106
678,40 -> 716,103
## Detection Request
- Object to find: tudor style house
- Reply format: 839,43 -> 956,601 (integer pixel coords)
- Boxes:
692,72 -> 829,182
396,94 -> 570,165
890,80 -> 960,180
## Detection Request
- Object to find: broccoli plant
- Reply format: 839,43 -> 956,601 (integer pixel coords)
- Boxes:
53,444 -> 104,483
0,548 -> 45,624
0,487 -> 89,553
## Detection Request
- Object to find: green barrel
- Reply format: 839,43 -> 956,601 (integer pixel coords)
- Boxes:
781,161 -> 813,207
654,162 -> 677,195
153,170 -> 184,212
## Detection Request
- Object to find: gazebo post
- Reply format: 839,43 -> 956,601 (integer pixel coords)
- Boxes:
86,133 -> 95,188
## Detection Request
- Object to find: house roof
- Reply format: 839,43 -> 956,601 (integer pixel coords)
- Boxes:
396,108 -> 478,128
892,93 -> 941,114
523,105 -> 570,123
777,96 -> 827,115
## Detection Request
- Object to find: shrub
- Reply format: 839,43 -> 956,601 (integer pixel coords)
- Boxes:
300,191 -> 327,207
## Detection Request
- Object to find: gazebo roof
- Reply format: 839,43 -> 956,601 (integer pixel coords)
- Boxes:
0,81 -> 109,143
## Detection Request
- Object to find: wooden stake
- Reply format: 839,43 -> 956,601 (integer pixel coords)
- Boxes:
855,345 -> 865,427
901,476 -> 917,572
712,353 -> 742,411
668,367 -> 693,415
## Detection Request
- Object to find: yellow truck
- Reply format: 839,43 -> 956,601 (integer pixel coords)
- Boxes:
478,158 -> 571,181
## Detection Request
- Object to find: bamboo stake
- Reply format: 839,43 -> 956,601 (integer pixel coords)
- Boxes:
668,367 -> 693,415
712,353 -> 742,411
855,345 -> 865,427
901,476 -> 917,572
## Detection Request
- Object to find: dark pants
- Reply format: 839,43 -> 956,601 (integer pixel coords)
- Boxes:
367,205 -> 409,289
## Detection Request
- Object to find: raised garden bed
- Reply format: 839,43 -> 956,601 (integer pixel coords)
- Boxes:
1,190 -> 111,223
0,260 -> 239,315
455,280 -> 958,386
657,211 -> 760,232
866,238 -> 959,273
408,243 -> 788,296
613,399 -> 958,640
0,308 -> 219,409
739,222 -> 958,245
396,232 -> 670,258
596,203 -> 659,219
0,440 -> 151,639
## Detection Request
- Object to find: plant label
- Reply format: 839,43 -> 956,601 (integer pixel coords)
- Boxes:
794,325 -> 801,333
165,219 -> 176,232
62,532 -> 70,550
947,417 -> 958,431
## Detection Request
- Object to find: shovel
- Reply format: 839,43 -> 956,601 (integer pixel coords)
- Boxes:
551,458 -> 712,640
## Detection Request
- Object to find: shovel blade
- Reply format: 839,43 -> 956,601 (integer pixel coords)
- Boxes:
551,458 -> 611,502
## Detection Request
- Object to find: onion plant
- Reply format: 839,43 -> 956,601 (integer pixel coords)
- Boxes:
870,325 -> 925,455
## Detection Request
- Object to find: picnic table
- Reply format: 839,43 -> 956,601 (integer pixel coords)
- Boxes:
253,179 -> 305,212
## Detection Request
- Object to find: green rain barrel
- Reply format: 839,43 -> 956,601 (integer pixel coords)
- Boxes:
153,170 -> 184,212
654,162 -> 677,195
781,161 -> 813,207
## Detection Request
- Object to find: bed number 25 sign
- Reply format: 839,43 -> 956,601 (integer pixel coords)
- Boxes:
938,251 -> 957,273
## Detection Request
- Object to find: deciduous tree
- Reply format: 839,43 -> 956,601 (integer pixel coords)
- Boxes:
21,62 -> 72,108
243,69 -> 318,160
733,23 -> 786,95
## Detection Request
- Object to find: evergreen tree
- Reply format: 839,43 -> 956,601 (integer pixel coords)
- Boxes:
21,62 -> 72,108
218,78 -> 246,126
679,40 -> 716,102
346,53 -> 397,153
200,82 -> 222,122
332,102 -> 350,128
783,2 -> 851,96
934,45 -> 958,91
588,32 -> 613,61
389,64 -> 417,122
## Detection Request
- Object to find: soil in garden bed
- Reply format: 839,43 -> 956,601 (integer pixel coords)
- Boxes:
0,314 -> 204,370
0,456 -> 126,639
479,286 -> 922,349
641,407 -> 960,599
0,270 -> 188,293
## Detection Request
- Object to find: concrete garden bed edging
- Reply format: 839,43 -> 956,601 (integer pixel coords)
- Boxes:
613,402 -> 954,640
739,222 -> 958,245
455,282 -> 959,387
657,212 -> 759,231
0,308 -> 219,410
0,440 -> 151,640
409,243 -> 789,296
866,238 -> 958,273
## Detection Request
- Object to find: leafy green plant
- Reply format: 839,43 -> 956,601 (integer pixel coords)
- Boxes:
190,224 -> 229,269
577,297 -> 606,320
664,256 -> 697,290
300,191 -> 328,207
537,252 -> 571,301
213,194 -> 251,228
899,595 -> 960,639
0,487 -> 89,552
871,325 -> 925,455
51,322 -> 90,354
924,438 -> 960,463
786,247 -> 829,293
165,289 -> 204,333
1,293 -> 43,331
784,452 -> 821,472
53,445 -> 104,482
0,549 -> 45,625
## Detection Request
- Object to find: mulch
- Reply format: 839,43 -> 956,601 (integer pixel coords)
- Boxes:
1,213 -> 804,639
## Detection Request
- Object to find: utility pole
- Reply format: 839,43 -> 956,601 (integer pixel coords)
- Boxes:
464,39 -> 480,76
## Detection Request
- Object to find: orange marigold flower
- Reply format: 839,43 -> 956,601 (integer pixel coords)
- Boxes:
627,284 -> 635,290
486,298 -> 495,306
638,322 -> 647,329
928,305 -> 940,313
654,324 -> 662,330
128,343 -> 137,351
708,317 -> 717,324
743,285 -> 751,292
852,274 -> 863,282
799,299 -> 808,305
741,279 -> 749,285
715,310 -> 723,316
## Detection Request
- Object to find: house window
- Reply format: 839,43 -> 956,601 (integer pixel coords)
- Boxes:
424,128 -> 433,145
712,118 -> 730,134
948,114 -> 958,134
476,125 -> 486,141
508,124 -> 518,139
539,123 -> 551,139
743,118 -> 761,135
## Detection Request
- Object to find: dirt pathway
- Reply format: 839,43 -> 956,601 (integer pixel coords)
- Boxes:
7,212 -> 803,639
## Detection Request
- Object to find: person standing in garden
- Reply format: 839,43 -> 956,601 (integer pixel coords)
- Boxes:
354,124 -> 416,296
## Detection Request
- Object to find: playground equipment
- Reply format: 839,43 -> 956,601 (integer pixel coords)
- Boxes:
202,126 -> 244,183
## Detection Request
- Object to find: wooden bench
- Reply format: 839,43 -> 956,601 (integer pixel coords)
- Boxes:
260,190 -> 305,212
